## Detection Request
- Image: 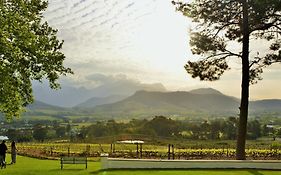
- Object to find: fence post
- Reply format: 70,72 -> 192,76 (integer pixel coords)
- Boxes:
172,144 -> 175,160
227,146 -> 229,157
86,145 -> 90,156
168,144 -> 171,160
51,146 -> 53,156
140,143 -> 143,159
136,143 -> 139,158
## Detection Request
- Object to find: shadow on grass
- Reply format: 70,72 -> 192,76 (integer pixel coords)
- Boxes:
90,168 -> 281,175
49,168 -> 87,172
248,170 -> 264,175
90,169 -> 104,175
89,168 -> 243,175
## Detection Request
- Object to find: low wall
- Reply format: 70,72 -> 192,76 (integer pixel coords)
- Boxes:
100,154 -> 281,170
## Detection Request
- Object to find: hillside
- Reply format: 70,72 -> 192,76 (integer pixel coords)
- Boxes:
75,95 -> 128,108
27,100 -> 64,111
250,99 -> 281,112
91,90 -> 241,118
23,100 -> 73,119
189,88 -> 223,95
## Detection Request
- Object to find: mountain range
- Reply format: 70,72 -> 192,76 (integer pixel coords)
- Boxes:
25,88 -> 281,119
32,81 -> 166,107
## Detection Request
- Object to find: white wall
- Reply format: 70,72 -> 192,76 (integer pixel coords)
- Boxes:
101,156 -> 281,170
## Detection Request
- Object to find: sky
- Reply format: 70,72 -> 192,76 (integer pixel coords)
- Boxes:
43,0 -> 281,100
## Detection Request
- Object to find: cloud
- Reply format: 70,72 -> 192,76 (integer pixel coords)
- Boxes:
85,73 -> 142,86
85,73 -> 115,85
39,0 -> 281,101
42,0 -> 204,92
82,73 -> 167,96
44,1 -> 156,65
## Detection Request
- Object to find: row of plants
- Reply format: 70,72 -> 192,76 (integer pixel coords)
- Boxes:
10,142 -> 281,160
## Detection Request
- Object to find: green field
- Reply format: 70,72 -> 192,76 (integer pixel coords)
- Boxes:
1,155 -> 281,175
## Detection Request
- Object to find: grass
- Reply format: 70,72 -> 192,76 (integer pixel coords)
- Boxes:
1,154 -> 99,175
1,154 -> 281,175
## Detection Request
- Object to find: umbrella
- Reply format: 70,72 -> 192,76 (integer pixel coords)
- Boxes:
0,136 -> 9,141
116,140 -> 144,144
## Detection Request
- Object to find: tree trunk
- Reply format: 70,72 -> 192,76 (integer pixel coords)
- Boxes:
236,0 -> 250,160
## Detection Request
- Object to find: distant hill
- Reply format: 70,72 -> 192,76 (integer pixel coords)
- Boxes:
27,100 -> 64,111
250,99 -> 281,112
21,100 -> 72,120
189,88 -> 223,95
91,90 -> 241,118
75,95 -> 128,108
89,89 -> 281,118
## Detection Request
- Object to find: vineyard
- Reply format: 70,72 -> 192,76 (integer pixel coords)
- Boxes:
7,140 -> 281,160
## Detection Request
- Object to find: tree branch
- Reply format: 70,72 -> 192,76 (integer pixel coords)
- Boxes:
213,22 -> 240,38
225,49 -> 242,58
250,21 -> 277,33
249,57 -> 262,68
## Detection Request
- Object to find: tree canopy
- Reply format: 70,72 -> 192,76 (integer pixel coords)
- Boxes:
0,0 -> 72,120
173,0 -> 281,82
173,0 -> 281,159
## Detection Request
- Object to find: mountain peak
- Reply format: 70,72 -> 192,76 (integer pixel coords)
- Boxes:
189,88 -> 223,95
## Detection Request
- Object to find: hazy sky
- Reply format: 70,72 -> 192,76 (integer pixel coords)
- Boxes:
44,0 -> 281,100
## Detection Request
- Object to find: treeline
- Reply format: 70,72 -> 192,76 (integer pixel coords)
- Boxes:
4,122 -> 72,142
79,116 -> 268,141
3,116 -> 279,142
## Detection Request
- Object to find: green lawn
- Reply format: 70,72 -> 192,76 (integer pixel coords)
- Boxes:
1,155 -> 281,175
1,154 -> 99,175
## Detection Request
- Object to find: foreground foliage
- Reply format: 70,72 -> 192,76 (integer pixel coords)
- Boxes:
0,0 -> 72,120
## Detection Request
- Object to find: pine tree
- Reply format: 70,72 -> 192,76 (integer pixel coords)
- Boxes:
173,0 -> 281,159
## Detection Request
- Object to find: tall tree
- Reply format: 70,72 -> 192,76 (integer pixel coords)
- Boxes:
0,0 -> 72,120
144,116 -> 179,137
173,0 -> 281,159
33,124 -> 48,142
